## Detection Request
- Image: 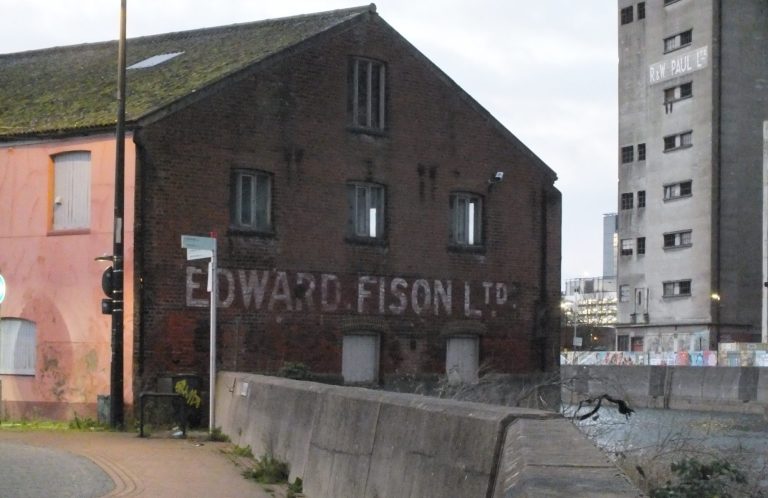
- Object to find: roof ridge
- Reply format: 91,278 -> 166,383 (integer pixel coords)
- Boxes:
0,4 -> 375,59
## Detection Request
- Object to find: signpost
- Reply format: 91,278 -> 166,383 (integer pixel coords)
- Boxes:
181,235 -> 217,434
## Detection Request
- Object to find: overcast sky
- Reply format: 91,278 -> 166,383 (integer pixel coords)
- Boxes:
0,0 -> 619,285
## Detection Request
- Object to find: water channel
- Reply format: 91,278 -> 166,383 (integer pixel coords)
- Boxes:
565,405 -> 768,492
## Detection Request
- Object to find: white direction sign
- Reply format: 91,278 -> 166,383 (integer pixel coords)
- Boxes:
181,235 -> 215,261
0,274 -> 5,304
179,234 -> 218,434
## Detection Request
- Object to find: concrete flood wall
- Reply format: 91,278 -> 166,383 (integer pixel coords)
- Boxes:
561,365 -> 768,413
215,371 -> 639,497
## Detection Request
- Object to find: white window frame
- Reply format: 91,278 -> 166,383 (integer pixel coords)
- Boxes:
663,29 -> 692,53
620,238 -> 634,256
52,151 -> 91,231
664,180 -> 693,201
664,230 -> 692,249
232,169 -> 272,232
0,318 -> 36,376
347,182 -> 385,239
350,57 -> 386,131
664,82 -> 693,103
450,192 -> 483,247
663,131 -> 693,152
663,280 -> 691,297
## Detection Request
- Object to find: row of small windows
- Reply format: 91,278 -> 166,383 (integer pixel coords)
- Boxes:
622,132 -> 694,161
47,151 -> 484,249
621,229 -> 692,256
621,0 -> 685,26
231,169 -> 485,248
619,279 -> 690,302
621,143 -> 645,164
622,180 -> 691,210
621,190 -> 646,210
620,2 -> 645,25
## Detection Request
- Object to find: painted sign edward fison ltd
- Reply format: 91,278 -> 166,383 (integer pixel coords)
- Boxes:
186,267 -> 513,319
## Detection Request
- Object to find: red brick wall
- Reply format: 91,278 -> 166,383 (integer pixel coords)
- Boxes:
132,15 -> 561,398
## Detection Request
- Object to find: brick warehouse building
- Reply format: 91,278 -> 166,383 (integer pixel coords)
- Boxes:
0,5 -> 561,420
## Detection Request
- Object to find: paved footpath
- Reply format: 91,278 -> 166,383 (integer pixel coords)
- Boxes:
0,430 -> 272,498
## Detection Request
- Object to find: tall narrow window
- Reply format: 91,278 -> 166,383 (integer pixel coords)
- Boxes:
621,145 -> 634,164
620,6 -> 634,25
350,57 -> 386,131
637,143 -> 646,161
347,182 -> 385,239
638,190 -> 646,208
637,237 -> 646,255
637,2 -> 646,19
450,192 -> 483,247
620,238 -> 634,256
52,151 -> 91,231
621,193 -> 634,210
231,169 -> 272,232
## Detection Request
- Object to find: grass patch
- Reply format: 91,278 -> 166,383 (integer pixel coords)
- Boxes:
208,426 -> 230,442
287,477 -> 303,498
232,444 -> 254,458
242,455 -> 289,484
1,413 -> 107,432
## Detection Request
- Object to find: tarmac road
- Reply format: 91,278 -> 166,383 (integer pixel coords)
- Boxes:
0,430 -> 272,498
0,441 -> 113,498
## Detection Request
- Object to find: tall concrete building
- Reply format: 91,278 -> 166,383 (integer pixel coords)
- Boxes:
616,0 -> 767,353
603,213 -> 618,278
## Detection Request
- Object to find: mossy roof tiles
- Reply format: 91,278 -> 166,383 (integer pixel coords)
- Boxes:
0,5 -> 372,139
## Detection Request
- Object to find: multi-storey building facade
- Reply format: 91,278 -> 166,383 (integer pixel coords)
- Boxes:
0,6 -> 561,419
616,0 -> 767,352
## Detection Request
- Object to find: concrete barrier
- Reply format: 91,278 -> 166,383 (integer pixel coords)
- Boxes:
562,365 -> 768,414
216,371 -> 639,497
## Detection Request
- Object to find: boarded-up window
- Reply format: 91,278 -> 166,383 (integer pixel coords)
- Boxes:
342,334 -> 379,384
446,336 -> 479,384
52,151 -> 91,230
0,318 -> 36,375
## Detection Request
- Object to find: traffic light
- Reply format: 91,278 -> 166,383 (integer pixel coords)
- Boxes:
101,266 -> 114,315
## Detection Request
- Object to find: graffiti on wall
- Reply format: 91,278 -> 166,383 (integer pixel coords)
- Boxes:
186,267 -> 513,319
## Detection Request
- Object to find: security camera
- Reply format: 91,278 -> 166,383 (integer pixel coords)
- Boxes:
495,171 -> 504,181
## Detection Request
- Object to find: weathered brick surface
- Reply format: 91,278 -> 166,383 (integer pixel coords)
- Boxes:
132,15 -> 560,401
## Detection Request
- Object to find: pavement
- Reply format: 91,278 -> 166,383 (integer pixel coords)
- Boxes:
0,429 -> 274,498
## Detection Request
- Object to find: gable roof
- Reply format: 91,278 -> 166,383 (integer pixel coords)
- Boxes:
0,5 -> 373,139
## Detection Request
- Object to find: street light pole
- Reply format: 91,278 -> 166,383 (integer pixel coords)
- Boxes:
110,0 -> 127,429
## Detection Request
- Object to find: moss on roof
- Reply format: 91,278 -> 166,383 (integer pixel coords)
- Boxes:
0,5 -> 373,139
